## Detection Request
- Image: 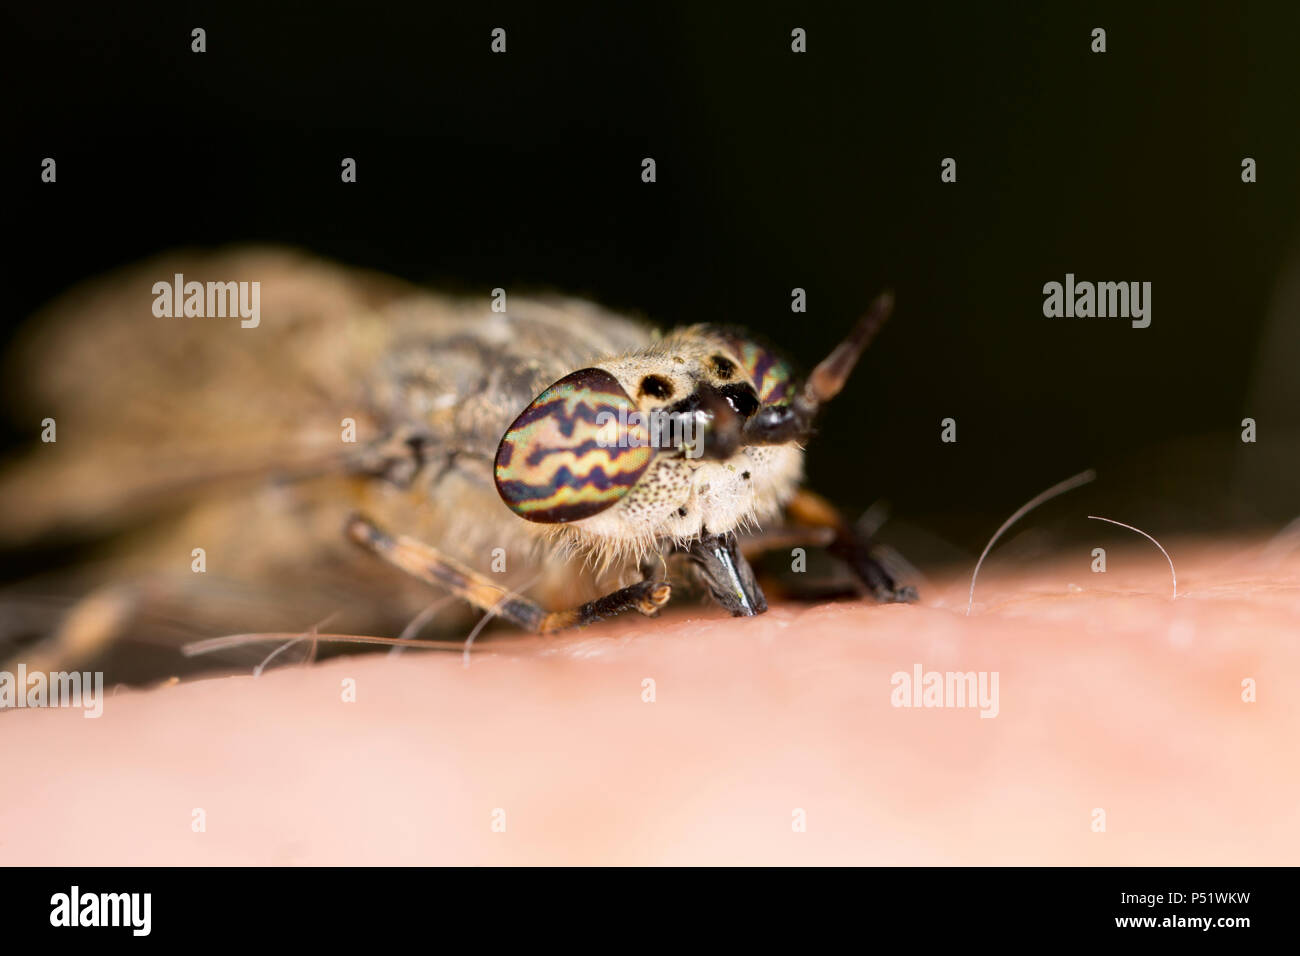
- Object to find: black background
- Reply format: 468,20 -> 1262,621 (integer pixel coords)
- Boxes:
6,1 -> 1299,561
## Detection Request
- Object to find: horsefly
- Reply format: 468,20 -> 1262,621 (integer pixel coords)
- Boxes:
0,247 -> 914,678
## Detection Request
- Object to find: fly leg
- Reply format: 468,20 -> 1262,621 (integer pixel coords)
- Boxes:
743,489 -> 918,604
787,489 -> 917,602
346,514 -> 671,635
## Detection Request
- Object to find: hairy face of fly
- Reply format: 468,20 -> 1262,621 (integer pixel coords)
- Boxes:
560,333 -> 805,554
493,327 -> 810,560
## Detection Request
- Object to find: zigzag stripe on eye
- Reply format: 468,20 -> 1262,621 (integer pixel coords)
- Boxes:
509,388 -> 630,432
498,461 -> 643,506
522,438 -> 649,468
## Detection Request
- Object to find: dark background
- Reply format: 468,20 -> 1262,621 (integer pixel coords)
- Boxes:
5,0 -> 1299,562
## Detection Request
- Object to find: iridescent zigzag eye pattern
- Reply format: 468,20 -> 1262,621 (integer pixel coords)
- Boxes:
494,367 -> 654,524
713,332 -> 794,404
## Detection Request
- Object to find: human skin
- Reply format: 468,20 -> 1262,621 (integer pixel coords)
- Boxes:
1,539 -> 1296,865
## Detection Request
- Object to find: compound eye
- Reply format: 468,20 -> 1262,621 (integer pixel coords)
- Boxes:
705,333 -> 794,405
494,368 -> 654,524
735,342 -> 793,404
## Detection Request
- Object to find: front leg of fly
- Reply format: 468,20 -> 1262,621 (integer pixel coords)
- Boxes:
684,530 -> 768,617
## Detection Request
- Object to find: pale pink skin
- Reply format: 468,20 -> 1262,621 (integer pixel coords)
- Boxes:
3,539 -> 1297,865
